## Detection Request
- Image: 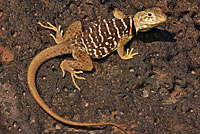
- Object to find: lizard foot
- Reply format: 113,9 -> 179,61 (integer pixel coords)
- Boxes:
121,48 -> 139,60
38,21 -> 64,44
61,68 -> 85,90
73,71 -> 86,80
71,71 -> 85,91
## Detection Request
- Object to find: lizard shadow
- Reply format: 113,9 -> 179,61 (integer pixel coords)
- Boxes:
135,28 -> 176,43
94,28 -> 176,64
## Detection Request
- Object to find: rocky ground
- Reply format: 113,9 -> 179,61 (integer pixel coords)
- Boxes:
0,0 -> 199,134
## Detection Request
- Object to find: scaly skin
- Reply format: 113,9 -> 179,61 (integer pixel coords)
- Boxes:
27,7 -> 167,134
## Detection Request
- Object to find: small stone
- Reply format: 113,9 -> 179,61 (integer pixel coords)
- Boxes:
143,89 -> 149,98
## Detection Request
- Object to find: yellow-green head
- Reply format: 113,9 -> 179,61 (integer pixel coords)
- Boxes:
134,7 -> 167,32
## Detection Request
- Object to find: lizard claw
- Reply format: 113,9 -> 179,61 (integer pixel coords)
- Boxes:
73,71 -> 86,80
122,48 -> 139,59
61,68 -> 85,90
70,71 -> 85,90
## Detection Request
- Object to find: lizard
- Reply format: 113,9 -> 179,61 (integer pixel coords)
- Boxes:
27,7 -> 167,133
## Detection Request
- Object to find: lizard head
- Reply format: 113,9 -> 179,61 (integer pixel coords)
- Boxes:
134,7 -> 167,32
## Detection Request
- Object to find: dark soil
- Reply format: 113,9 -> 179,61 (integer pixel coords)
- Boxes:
0,0 -> 200,134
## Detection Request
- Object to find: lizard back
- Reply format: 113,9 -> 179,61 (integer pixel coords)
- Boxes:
74,17 -> 136,58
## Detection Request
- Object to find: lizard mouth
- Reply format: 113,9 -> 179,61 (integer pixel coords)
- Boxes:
160,15 -> 167,23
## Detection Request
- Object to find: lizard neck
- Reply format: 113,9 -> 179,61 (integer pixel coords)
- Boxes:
129,17 -> 137,37
133,17 -> 141,33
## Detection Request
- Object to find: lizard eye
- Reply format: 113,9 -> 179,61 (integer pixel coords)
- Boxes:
147,12 -> 153,17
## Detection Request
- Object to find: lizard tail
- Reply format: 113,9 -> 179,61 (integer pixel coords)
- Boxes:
27,43 -> 127,134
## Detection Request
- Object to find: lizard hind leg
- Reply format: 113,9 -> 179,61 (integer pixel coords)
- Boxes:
38,21 -> 64,44
60,47 -> 93,90
38,21 -> 82,44
62,21 -> 82,41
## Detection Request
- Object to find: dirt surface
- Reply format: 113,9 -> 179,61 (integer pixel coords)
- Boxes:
0,0 -> 200,134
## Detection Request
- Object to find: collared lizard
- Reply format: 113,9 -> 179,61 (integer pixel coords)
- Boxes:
27,7 -> 167,134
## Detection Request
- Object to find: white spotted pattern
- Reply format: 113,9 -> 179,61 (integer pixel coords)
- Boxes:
80,38 -> 88,53
108,36 -> 112,39
89,27 -> 98,48
112,19 -> 122,39
103,19 -> 111,35
93,49 -> 97,57
114,41 -> 117,47
103,47 -> 108,53
99,50 -> 102,55
120,18 -> 127,30
98,24 -> 104,43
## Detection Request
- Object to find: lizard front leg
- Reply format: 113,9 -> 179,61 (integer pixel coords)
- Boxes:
60,47 -> 93,90
117,35 -> 139,60
113,9 -> 139,60
113,8 -> 127,19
